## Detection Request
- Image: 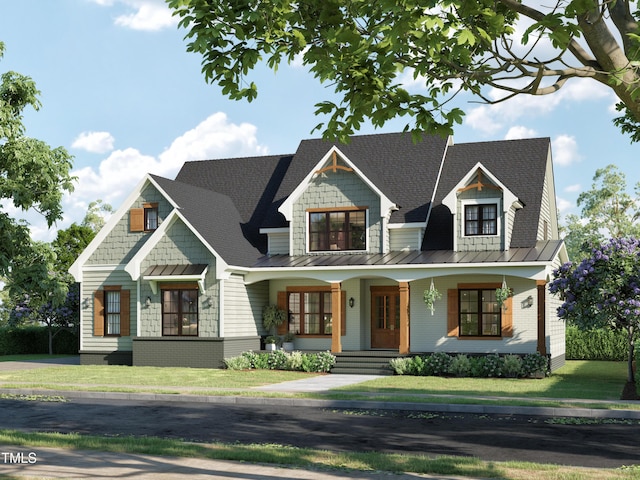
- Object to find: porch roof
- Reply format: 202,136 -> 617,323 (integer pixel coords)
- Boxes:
251,240 -> 564,269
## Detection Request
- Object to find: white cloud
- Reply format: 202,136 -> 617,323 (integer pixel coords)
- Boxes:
564,184 -> 582,193
556,196 -> 573,214
24,112 -> 267,242
91,0 -> 177,31
504,126 -> 538,140
71,131 -> 115,154
552,134 -> 582,167
465,78 -> 613,136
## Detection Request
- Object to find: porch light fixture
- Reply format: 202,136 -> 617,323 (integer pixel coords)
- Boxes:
349,297 -> 355,308
522,295 -> 534,308
145,296 -> 152,307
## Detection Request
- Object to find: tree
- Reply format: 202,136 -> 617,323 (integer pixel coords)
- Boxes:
549,238 -> 640,400
167,0 -> 640,142
81,199 -> 113,233
0,42 -> 75,294
52,223 -> 96,276
563,165 -> 640,261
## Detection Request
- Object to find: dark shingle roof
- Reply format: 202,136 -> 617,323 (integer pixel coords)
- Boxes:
150,175 -> 264,266
164,132 -> 551,266
424,137 -> 550,250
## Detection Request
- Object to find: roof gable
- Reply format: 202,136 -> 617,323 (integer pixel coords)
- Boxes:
278,145 -> 397,221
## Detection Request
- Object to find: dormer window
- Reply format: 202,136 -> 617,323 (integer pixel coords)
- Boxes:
308,208 -> 366,252
465,203 -> 497,236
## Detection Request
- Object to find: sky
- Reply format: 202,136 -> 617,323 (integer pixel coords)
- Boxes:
0,0 -> 638,243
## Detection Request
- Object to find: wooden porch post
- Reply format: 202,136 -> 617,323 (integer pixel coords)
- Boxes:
536,280 -> 547,356
399,281 -> 410,354
331,282 -> 342,353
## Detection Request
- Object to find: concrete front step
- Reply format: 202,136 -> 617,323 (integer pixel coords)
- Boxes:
331,351 -> 398,375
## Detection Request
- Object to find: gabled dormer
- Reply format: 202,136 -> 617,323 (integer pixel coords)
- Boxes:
442,163 -> 522,252
277,146 -> 397,256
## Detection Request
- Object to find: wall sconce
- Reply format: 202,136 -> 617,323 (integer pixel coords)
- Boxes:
202,296 -> 212,308
145,296 -> 152,308
522,295 -> 534,308
349,297 -> 355,308
82,298 -> 90,310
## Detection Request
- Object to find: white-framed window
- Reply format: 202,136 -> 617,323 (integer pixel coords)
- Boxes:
461,199 -> 501,237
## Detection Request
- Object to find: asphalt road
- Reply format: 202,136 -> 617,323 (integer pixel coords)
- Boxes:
1,397 -> 639,469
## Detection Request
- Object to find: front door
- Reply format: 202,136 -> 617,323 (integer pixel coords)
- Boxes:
371,286 -> 400,349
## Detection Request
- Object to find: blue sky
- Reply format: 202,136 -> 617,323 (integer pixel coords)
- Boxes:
1,0 -> 638,242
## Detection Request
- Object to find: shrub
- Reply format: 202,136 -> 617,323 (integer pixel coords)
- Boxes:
0,326 -> 78,355
314,351 -> 336,373
424,352 -> 452,376
224,355 -> 252,370
267,350 -> 289,370
474,354 -> 503,377
566,324 -> 630,361
448,354 -> 471,377
285,351 -> 304,371
502,354 -> 523,378
389,357 -> 412,375
408,355 -> 426,375
521,353 -> 548,377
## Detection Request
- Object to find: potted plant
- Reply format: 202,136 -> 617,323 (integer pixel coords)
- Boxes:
282,332 -> 295,352
423,279 -> 442,315
496,277 -> 513,310
264,335 -> 278,352
262,304 -> 287,336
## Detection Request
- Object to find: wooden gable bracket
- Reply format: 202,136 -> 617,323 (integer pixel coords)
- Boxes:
315,151 -> 354,175
457,168 -> 502,194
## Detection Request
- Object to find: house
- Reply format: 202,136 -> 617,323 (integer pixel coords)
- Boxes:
69,132 -> 568,370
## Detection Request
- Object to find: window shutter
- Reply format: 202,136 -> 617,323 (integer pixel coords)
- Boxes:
130,208 -> 144,232
501,296 -> 513,337
120,289 -> 130,337
341,292 -> 347,336
447,289 -> 459,337
93,290 -> 104,336
276,291 -> 288,334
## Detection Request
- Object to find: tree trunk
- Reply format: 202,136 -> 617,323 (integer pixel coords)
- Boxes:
48,325 -> 54,355
622,325 -> 639,400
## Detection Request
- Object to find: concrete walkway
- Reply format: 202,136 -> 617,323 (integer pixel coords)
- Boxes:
0,445 -> 469,480
254,374 -> 385,392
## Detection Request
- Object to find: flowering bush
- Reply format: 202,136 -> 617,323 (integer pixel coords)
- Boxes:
549,237 -> 640,398
228,350 -> 336,373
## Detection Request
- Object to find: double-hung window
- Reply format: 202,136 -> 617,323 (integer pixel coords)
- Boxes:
464,203 -> 497,236
105,290 -> 121,335
309,209 -> 366,251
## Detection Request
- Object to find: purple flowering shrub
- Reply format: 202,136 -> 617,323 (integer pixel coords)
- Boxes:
549,237 -> 640,397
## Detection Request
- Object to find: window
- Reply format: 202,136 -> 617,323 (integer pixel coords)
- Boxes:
129,203 -> 159,232
464,204 -> 497,236
145,205 -> 158,231
162,288 -> 198,336
287,290 -> 333,335
105,290 -> 121,335
459,289 -> 501,336
309,209 -> 366,251
93,287 -> 130,337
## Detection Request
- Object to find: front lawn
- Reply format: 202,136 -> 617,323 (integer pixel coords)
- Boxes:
335,361 -> 629,401
0,364 -> 316,392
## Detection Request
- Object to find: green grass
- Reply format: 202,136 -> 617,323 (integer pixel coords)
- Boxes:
0,429 -> 636,480
0,354 -> 76,362
0,363 -> 317,390
335,361 -> 629,402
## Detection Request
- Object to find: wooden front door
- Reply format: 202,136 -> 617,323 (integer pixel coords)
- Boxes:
371,287 -> 400,349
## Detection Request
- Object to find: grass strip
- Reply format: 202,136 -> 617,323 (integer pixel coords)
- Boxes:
0,429 -> 636,480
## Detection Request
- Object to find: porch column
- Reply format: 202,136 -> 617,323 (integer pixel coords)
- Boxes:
399,281 -> 410,354
331,282 -> 342,353
536,280 -> 547,356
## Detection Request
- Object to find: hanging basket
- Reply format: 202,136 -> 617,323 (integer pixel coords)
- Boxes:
496,276 -> 513,310
423,279 -> 442,316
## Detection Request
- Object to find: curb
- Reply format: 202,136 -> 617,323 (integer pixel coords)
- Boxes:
4,387 -> 640,420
